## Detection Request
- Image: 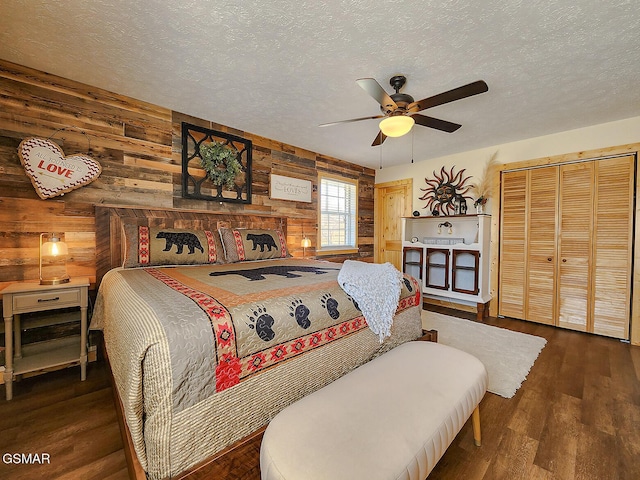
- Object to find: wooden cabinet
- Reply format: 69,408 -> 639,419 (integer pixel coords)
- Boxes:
402,214 -> 491,319
498,155 -> 634,339
2,278 -> 89,400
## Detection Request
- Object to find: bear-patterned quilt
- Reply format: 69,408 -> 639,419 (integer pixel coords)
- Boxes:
91,258 -> 422,479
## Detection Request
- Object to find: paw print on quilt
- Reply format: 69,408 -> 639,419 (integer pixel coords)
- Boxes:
289,299 -> 311,329
246,305 -> 276,342
320,293 -> 340,320
346,294 -> 361,312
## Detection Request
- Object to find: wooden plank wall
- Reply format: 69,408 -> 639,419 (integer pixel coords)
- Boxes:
0,59 -> 375,290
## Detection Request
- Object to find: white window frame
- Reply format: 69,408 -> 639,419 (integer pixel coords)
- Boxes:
317,173 -> 358,255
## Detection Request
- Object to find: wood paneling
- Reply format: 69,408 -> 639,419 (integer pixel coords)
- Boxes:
0,59 -> 374,291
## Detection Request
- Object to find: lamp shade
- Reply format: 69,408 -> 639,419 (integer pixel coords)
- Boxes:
379,115 -> 415,137
301,237 -> 311,248
39,233 -> 70,285
41,237 -> 69,257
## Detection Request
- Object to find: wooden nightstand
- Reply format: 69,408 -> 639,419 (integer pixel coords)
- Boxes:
2,277 -> 89,400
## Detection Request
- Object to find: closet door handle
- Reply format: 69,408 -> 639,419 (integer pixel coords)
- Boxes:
547,257 -> 552,262
562,258 -> 567,263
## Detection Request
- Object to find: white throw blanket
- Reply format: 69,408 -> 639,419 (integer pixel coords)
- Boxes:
337,260 -> 403,342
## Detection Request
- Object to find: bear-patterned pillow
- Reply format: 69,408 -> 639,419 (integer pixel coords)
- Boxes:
219,228 -> 289,262
123,224 -> 225,267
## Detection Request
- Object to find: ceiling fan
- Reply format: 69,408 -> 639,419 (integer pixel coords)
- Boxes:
319,75 -> 488,146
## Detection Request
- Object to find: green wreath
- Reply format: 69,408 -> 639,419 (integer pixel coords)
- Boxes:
199,141 -> 242,189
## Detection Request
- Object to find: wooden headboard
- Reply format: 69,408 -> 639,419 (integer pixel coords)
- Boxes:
95,205 -> 287,287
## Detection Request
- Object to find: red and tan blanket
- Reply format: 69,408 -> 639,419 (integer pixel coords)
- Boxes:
92,258 -> 421,479
136,259 -> 419,394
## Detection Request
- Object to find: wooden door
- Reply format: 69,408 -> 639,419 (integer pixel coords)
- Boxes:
526,166 -> 558,325
374,179 -> 412,269
499,170 -> 528,318
591,155 -> 634,338
557,162 -> 595,332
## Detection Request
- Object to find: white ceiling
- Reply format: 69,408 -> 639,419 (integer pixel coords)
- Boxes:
1,0 -> 639,169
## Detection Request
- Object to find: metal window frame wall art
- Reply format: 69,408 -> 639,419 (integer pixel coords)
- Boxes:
181,122 -> 252,204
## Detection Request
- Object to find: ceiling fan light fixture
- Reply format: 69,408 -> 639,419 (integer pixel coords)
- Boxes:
379,115 -> 415,137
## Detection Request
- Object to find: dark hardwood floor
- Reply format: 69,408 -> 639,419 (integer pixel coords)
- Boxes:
1,307 -> 639,479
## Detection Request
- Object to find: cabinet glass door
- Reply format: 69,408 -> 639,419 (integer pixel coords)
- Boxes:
426,248 -> 449,290
452,250 -> 479,295
402,247 -> 424,283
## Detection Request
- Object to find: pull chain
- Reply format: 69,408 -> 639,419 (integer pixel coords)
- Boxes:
411,129 -> 414,164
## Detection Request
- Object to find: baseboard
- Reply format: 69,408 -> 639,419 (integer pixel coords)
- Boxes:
423,297 -> 477,314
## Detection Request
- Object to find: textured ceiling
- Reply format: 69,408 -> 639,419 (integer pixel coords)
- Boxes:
1,0 -> 639,169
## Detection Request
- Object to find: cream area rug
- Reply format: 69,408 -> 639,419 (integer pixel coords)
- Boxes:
421,311 -> 547,398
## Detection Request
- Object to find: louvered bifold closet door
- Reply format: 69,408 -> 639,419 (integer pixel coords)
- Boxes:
526,166 -> 558,325
499,170 -> 528,318
591,155 -> 634,338
557,162 -> 595,332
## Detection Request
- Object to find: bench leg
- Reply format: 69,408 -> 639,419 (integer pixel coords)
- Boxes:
419,329 -> 438,342
472,406 -> 481,447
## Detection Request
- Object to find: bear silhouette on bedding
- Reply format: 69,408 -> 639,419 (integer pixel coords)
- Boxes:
246,233 -> 278,252
210,265 -> 340,281
156,231 -> 204,255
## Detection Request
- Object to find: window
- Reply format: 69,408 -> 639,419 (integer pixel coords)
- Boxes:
318,174 -> 358,253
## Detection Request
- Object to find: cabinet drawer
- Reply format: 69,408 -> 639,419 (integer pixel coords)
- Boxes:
12,288 -> 81,312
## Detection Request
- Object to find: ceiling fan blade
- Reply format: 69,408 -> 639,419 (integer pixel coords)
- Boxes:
371,131 -> 387,146
408,80 -> 488,112
412,114 -> 462,133
356,78 -> 398,111
318,115 -> 384,128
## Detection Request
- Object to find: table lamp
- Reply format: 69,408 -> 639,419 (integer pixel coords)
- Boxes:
39,233 -> 70,285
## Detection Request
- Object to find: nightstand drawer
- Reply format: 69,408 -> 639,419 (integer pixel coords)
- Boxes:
12,288 -> 81,312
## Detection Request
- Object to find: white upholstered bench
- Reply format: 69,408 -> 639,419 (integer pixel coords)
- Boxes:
260,340 -> 487,480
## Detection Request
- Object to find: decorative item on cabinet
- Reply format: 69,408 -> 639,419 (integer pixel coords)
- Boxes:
470,151 -> 497,215
454,195 -> 468,215
474,199 -> 486,214
419,165 -> 473,216
437,221 -> 453,235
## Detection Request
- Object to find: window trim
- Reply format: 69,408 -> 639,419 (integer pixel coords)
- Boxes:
316,172 -> 359,256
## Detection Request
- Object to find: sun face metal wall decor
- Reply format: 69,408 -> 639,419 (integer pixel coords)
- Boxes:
419,166 -> 473,215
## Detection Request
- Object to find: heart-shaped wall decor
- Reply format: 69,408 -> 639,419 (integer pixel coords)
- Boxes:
18,137 -> 102,199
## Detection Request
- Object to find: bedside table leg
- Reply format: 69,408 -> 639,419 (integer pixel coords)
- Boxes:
4,315 -> 13,401
14,314 -> 22,359
80,306 -> 88,381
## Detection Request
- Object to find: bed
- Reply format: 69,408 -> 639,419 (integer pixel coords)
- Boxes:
92,205 -> 424,479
